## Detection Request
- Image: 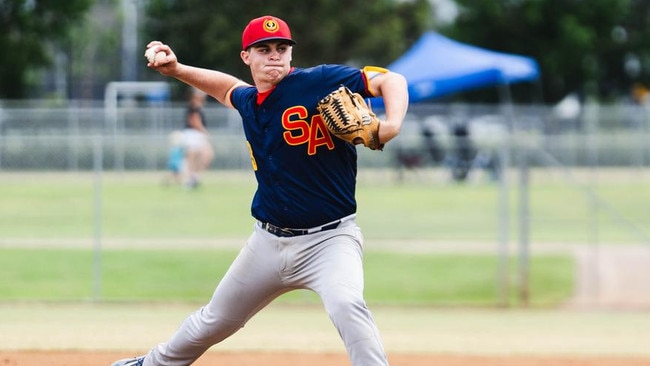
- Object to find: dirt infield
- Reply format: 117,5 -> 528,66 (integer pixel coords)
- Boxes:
3,351 -> 650,366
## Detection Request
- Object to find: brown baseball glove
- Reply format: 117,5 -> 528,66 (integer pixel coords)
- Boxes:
317,86 -> 383,150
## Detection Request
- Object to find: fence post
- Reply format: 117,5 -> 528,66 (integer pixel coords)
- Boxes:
497,132 -> 511,307
93,108 -> 104,301
517,137 -> 530,307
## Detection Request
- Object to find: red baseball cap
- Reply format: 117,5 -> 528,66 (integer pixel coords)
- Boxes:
242,15 -> 296,50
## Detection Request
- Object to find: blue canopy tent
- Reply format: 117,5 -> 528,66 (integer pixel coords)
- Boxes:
372,31 -> 540,106
378,31 -> 540,179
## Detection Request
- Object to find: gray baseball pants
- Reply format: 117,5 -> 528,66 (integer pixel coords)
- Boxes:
142,218 -> 388,366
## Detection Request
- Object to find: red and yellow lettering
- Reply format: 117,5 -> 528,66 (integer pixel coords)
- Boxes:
307,115 -> 335,155
282,106 -> 310,145
282,106 -> 335,154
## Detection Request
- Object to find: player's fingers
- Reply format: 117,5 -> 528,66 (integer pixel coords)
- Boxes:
151,55 -> 178,76
144,42 -> 166,56
146,40 -> 163,49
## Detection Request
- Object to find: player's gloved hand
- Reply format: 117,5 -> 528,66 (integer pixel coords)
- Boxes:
317,86 -> 383,150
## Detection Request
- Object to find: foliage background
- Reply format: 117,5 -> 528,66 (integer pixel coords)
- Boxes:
447,0 -> 650,103
142,0 -> 431,96
3,0 -> 650,103
0,0 -> 93,99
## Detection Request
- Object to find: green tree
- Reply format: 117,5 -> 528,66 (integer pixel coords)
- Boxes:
64,0 -> 121,100
0,0 -> 93,98
142,0 -> 432,95
614,0 -> 650,98
444,0 -> 636,103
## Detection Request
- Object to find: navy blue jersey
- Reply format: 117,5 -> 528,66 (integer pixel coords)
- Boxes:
230,64 -> 374,228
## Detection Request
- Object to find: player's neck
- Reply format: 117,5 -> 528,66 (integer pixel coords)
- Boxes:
255,81 -> 276,93
256,86 -> 276,105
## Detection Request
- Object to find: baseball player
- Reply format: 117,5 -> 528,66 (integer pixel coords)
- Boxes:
111,15 -> 408,366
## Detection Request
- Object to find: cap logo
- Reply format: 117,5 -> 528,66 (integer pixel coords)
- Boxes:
263,18 -> 279,33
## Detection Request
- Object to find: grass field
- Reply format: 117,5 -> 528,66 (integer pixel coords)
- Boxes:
0,247 -> 573,306
0,169 -> 647,243
0,169 -> 647,307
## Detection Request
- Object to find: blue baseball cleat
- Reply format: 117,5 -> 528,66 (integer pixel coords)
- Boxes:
110,356 -> 146,366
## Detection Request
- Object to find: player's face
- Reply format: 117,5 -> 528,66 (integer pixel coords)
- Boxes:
241,41 -> 292,87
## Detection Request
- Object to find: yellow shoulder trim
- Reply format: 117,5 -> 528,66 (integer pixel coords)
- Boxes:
224,80 -> 249,108
363,66 -> 389,76
362,66 -> 389,96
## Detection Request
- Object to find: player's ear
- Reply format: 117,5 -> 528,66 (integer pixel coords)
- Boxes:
240,50 -> 251,65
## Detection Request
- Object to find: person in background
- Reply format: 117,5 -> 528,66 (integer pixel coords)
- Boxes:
182,89 -> 214,188
162,130 -> 186,186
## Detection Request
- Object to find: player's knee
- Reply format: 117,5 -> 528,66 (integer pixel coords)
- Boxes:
324,294 -> 368,323
190,307 -> 245,344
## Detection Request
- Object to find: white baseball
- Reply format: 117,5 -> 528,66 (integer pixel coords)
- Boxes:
145,48 -> 165,64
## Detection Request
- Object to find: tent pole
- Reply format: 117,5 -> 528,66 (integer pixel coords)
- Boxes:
498,82 -> 532,307
496,83 -> 513,307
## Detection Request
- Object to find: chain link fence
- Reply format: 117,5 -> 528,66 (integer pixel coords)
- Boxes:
0,99 -> 647,171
